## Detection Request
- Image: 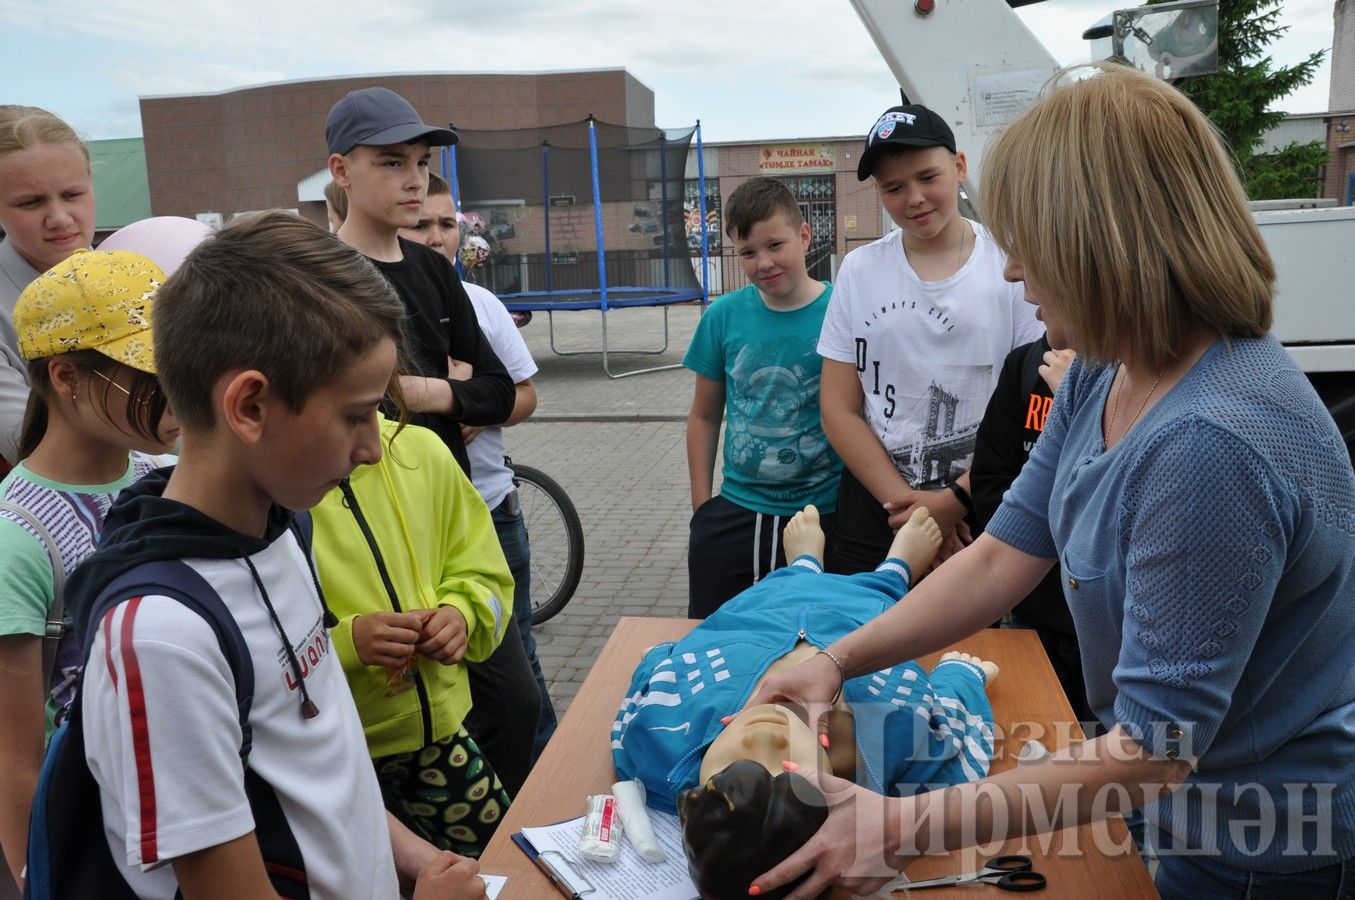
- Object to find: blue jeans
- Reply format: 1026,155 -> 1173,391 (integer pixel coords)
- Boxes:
1156,852 -> 1355,899
493,501 -> 558,759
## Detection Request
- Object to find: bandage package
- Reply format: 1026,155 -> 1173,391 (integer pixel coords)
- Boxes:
578,793 -> 624,863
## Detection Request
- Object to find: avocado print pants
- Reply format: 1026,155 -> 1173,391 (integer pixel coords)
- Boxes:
374,727 -> 513,857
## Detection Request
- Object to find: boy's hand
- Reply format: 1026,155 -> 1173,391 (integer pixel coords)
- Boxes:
412,851 -> 487,900
929,524 -> 971,571
460,424 -> 485,445
413,605 -> 469,665
447,357 -> 473,382
885,488 -> 966,531
398,375 -> 456,415
352,611 -> 423,668
1039,348 -> 1076,393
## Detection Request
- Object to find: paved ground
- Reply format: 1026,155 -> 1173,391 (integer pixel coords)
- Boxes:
506,302 -> 707,713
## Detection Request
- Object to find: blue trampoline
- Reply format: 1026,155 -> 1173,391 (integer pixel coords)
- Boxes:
443,116 -> 711,378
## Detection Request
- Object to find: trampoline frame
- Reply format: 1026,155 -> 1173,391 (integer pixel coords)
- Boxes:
443,118 -> 711,379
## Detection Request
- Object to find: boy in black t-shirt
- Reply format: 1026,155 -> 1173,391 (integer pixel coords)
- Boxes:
325,87 -> 513,473
969,337 -> 1094,728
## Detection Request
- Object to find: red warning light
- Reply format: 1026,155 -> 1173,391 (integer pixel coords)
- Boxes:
915,0 -> 935,14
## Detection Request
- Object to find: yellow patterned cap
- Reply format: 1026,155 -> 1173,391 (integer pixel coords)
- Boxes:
14,248 -> 165,374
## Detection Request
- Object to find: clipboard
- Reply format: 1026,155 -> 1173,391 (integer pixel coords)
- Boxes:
511,832 -> 596,899
511,811 -> 698,900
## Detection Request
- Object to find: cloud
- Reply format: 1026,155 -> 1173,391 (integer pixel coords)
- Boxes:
0,0 -> 1340,141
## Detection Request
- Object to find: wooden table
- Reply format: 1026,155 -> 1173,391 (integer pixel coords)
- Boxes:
480,617 -> 1158,898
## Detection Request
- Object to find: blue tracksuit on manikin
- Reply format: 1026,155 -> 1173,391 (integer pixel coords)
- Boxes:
611,556 -> 995,814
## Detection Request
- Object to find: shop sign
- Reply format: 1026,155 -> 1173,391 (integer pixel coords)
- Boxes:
758,143 -> 836,173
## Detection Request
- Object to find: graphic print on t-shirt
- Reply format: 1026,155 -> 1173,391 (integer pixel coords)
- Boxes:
725,338 -> 836,501
867,360 -> 994,488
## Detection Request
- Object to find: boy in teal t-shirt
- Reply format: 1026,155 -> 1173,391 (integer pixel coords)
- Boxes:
684,177 -> 842,617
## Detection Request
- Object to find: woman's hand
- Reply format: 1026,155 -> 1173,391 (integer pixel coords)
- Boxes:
751,768 -> 911,899
744,651 -> 842,746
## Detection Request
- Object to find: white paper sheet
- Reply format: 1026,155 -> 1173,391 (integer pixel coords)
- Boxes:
518,809 -> 698,900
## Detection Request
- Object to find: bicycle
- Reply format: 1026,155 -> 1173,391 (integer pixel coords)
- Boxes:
507,458 -> 585,625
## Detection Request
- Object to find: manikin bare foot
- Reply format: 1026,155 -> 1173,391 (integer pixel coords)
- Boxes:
941,650 -> 1000,684
886,507 -> 943,577
782,505 -> 826,564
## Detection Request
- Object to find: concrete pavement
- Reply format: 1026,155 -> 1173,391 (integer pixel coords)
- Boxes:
506,302 -> 707,713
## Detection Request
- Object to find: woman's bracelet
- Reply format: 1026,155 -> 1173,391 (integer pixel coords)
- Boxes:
817,648 -> 849,704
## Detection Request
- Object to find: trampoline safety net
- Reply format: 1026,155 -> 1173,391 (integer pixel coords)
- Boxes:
444,119 -> 707,311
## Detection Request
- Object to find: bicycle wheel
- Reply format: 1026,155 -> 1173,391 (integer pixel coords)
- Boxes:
509,462 -> 585,625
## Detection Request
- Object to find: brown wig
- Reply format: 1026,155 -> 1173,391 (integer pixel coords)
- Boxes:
678,760 -> 830,900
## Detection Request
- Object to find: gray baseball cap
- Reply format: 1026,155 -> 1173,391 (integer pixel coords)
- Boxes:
325,87 -> 458,155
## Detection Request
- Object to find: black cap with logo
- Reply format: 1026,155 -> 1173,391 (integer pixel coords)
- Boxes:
856,104 -> 957,181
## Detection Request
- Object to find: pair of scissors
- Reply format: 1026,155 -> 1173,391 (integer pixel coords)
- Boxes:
900,854 -> 1046,892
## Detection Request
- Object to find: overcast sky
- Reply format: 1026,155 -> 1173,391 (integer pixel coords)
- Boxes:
0,0 -> 1336,144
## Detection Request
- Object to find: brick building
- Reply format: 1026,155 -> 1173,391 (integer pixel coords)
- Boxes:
1325,0 -> 1355,202
139,69 -> 655,229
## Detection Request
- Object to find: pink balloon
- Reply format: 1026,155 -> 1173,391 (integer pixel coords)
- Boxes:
100,216 -> 212,275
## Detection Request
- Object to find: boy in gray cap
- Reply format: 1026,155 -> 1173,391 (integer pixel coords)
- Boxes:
326,87 -> 513,476
325,88 -> 544,800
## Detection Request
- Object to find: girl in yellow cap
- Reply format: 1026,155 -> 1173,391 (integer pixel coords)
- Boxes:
0,248 -> 177,892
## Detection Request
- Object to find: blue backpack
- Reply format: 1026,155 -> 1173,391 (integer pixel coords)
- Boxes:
24,559 -> 311,899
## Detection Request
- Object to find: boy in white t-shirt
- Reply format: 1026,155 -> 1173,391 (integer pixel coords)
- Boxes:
817,105 -> 1043,574
73,212 -> 486,899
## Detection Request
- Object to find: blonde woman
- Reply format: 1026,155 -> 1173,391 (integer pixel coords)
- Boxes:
747,65 -> 1355,899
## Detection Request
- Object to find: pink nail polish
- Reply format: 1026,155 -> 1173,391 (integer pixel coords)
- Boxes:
748,886 -> 762,897
720,714 -> 734,725
819,733 -> 831,749
782,760 -> 800,772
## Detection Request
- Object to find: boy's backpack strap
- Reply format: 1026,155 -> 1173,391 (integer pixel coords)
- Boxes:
27,560 -> 261,900
291,510 -> 313,549
0,500 -> 68,695
86,560 -> 255,759
289,511 -> 337,630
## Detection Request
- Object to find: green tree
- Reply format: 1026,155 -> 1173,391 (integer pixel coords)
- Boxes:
1161,0 -> 1328,198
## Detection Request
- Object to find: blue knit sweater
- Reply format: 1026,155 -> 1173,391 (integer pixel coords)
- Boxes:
989,334 -> 1355,871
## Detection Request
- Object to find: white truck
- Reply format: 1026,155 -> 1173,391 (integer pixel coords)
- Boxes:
849,0 -> 1355,457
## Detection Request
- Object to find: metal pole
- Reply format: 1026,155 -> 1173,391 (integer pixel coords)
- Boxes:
588,116 -> 609,313
443,142 -> 464,278
659,133 -> 671,288
542,140 -> 553,294
696,120 -> 710,306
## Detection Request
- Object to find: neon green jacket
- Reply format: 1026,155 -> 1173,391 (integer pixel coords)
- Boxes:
312,418 -> 512,758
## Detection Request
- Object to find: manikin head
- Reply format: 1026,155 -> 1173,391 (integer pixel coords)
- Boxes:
682,704 -> 832,899
679,760 -> 829,900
